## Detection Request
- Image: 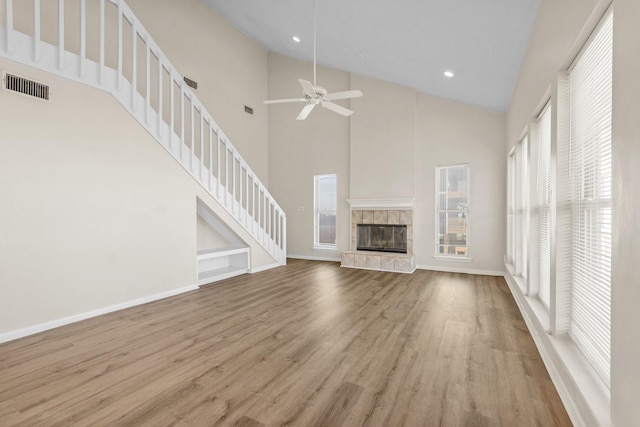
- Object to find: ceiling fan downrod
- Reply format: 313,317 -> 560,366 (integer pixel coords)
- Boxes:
313,0 -> 317,86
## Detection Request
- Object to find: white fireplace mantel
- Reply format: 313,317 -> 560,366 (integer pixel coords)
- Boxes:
347,198 -> 415,210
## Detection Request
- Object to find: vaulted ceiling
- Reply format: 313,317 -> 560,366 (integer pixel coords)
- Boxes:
203,0 -> 541,112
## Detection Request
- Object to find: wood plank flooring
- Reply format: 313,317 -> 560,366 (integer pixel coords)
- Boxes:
0,259 -> 572,426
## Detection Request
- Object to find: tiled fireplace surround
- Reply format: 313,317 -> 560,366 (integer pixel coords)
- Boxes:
341,202 -> 416,273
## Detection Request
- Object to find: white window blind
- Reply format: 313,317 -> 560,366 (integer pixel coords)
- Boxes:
314,174 -> 337,250
514,136 -> 529,287
507,153 -> 515,265
537,105 -> 552,309
565,9 -> 612,385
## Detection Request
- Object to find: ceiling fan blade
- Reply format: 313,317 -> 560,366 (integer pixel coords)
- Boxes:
296,103 -> 316,120
321,101 -> 354,117
325,90 -> 363,101
263,98 -> 307,104
298,79 -> 316,98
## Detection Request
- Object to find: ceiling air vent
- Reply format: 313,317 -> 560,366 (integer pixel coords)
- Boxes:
2,71 -> 51,101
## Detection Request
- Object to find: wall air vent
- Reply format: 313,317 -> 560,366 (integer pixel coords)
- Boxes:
184,76 -> 198,90
2,71 -> 51,101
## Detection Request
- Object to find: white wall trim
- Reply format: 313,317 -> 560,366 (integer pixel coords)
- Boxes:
347,198 -> 415,209
416,265 -> 504,276
249,262 -> 282,274
312,246 -> 338,253
504,265 -> 610,427
288,254 -> 341,262
0,284 -> 199,344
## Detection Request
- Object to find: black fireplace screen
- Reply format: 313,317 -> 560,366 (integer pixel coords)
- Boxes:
357,224 -> 407,253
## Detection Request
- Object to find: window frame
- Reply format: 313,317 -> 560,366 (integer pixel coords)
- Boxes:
313,174 -> 337,251
434,164 -> 471,260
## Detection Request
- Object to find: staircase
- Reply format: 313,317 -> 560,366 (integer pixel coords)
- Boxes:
0,0 -> 286,265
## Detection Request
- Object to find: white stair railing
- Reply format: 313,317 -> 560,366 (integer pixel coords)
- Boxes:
0,0 -> 286,264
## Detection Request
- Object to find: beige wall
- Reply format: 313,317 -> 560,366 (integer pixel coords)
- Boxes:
611,0 -> 640,424
0,0 -> 280,337
0,60 -> 196,334
0,57 -> 274,337
349,75 -> 416,199
506,0 -> 608,147
268,55 -> 506,270
196,215 -> 228,251
415,94 -> 506,272
127,0 -> 270,186
267,53 -> 351,258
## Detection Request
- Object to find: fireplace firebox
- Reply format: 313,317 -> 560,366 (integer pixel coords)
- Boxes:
357,224 -> 407,253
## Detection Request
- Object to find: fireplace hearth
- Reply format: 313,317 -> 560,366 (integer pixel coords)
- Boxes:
357,224 -> 407,253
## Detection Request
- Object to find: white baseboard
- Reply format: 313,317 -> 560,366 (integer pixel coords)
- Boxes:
0,284 -> 199,344
416,264 -> 505,276
249,262 -> 281,274
287,254 -> 341,262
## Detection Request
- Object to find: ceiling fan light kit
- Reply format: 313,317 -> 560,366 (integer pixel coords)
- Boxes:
263,0 -> 363,120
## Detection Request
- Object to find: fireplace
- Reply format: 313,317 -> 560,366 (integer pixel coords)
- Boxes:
342,201 -> 416,274
357,224 -> 407,253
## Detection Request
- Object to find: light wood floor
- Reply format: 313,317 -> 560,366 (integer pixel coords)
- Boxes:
0,259 -> 571,426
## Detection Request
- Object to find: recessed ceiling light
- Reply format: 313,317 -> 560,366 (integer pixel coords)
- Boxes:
444,71 -> 454,78
292,36 -> 301,43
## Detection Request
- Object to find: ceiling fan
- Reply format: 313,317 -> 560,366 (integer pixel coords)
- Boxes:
263,0 -> 363,120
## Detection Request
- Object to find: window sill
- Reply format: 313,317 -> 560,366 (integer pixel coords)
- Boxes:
504,264 -> 611,427
433,255 -> 473,263
313,246 -> 337,253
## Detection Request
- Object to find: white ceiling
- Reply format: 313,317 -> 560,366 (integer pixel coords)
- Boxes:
203,0 -> 541,112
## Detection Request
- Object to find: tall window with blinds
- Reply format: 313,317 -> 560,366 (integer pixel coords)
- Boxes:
519,136 -> 529,282
507,153 -> 515,265
564,9 -> 613,385
537,105 -> 552,309
314,174 -> 337,250
512,136 -> 529,291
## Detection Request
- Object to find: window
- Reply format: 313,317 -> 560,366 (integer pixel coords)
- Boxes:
508,135 -> 529,292
507,151 -> 515,265
558,9 -> 612,385
515,136 -> 529,283
536,104 -> 552,309
314,174 -> 337,250
504,7 -> 612,414
436,165 -> 469,257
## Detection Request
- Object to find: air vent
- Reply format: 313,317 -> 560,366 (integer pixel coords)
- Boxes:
3,72 -> 51,101
184,76 -> 198,90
